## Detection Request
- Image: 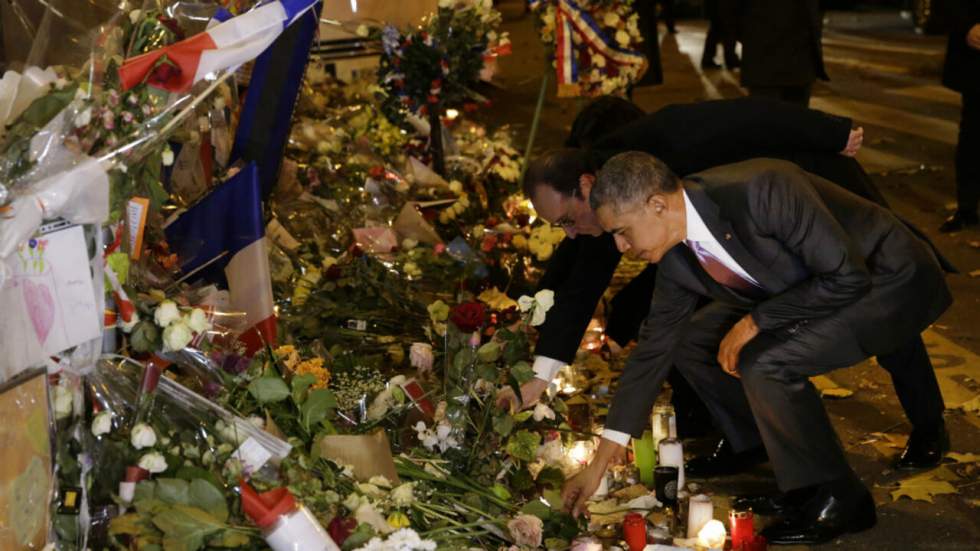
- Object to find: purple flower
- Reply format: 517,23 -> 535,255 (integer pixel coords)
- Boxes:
203,380 -> 222,398
382,25 -> 401,55
222,354 -> 250,375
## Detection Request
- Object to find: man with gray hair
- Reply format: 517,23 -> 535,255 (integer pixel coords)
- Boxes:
560,152 -> 952,544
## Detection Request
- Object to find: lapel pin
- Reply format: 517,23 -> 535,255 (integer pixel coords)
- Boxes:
724,233 -> 732,240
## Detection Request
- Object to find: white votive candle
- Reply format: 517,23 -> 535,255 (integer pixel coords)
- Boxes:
658,438 -> 685,490
686,494 -> 714,538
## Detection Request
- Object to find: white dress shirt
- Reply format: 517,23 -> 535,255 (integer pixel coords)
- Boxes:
601,190 -> 758,447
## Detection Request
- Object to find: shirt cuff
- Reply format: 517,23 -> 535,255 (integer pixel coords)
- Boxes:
532,355 -> 566,382
601,428 -> 632,447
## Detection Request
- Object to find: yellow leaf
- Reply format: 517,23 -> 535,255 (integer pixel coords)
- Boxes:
947,452 -> 980,463
478,287 -> 517,311
890,474 -> 958,503
959,395 -> 980,414
109,513 -> 147,536
821,387 -> 854,399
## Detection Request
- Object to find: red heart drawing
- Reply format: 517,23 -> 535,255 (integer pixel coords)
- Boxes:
22,279 -> 55,345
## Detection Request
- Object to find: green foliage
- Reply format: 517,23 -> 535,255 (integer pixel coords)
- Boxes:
300,389 -> 337,434
506,430 -> 541,463
248,376 -> 291,404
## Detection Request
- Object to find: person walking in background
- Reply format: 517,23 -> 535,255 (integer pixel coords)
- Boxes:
634,0 -> 665,87
740,0 -> 826,106
938,1 -> 980,232
701,0 -> 739,70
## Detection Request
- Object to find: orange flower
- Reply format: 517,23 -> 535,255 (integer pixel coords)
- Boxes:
294,357 -> 331,389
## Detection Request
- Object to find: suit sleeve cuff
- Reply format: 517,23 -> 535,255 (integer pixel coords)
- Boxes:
532,356 -> 566,382
601,428 -> 632,447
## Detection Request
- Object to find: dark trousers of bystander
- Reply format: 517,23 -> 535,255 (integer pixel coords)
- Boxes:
749,85 -> 812,107
955,91 -> 980,217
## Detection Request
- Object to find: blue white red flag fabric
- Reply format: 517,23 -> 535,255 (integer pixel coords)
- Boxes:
119,0 -> 319,92
163,163 -> 276,354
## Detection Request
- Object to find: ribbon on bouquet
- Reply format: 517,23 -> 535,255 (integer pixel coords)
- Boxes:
532,0 -> 647,96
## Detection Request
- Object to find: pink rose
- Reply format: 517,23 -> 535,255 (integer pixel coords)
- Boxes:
507,514 -> 543,548
409,343 -> 434,376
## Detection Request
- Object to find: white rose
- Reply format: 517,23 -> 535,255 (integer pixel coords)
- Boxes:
154,300 -> 181,327
534,289 -> 555,313
537,438 -> 565,465
74,107 -> 92,128
138,451 -> 168,473
615,30 -> 631,47
401,238 -> 418,250
391,482 -> 415,507
53,384 -> 74,420
162,321 -> 193,352
533,402 -> 555,422
186,308 -> 210,333
517,295 -> 535,313
355,502 -> 393,534
409,343 -> 434,374
449,180 -> 464,194
91,410 -> 113,436
162,147 -> 174,166
129,9 -> 142,24
603,12 -> 620,27
247,415 -> 265,429
131,423 -> 157,449
356,24 -> 370,37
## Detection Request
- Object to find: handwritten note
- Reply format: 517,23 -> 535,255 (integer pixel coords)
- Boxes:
0,225 -> 100,381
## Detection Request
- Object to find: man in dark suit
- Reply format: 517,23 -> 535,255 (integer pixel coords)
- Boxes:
938,1 -> 980,232
561,154 -> 952,544
701,0 -> 739,70
502,98 -> 954,474
740,0 -> 826,106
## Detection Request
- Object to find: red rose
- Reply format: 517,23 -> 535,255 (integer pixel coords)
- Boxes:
328,516 -> 357,545
368,165 -> 385,178
481,235 -> 498,252
450,302 -> 486,332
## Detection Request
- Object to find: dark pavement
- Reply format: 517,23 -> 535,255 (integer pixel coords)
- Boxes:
481,5 -> 980,549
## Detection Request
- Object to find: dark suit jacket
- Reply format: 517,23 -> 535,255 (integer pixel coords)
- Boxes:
533,99 -> 862,364
942,0 -> 980,95
739,0 -> 828,87
604,159 -> 952,437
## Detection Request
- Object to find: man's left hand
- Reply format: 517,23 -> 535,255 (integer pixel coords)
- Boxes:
717,315 -> 760,377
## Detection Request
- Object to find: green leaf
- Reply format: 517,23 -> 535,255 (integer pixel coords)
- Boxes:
291,373 -> 316,403
248,376 -> 290,404
208,529 -> 253,548
300,389 -> 337,432
545,538 -> 569,550
510,361 -> 534,384
520,499 -> 552,521
542,488 -> 564,509
134,480 -> 157,502
130,321 -> 160,353
477,341 -> 501,363
175,467 -> 223,491
505,430 -> 541,463
152,505 -> 226,551
492,411 -> 515,437
155,479 -> 190,506
188,479 -> 228,523
536,466 -> 565,490
341,523 -> 375,551
109,513 -> 150,536
513,411 -> 533,423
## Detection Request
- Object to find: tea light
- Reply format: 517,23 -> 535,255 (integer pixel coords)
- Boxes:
696,519 -> 726,550
568,440 -> 594,466
657,438 -> 685,490
686,494 -> 714,538
730,509 -> 755,550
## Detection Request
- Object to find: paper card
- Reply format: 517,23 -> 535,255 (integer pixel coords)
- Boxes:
393,202 -> 443,245
0,225 -> 101,381
352,226 -> 399,254
126,197 -> 149,259
0,368 -> 53,549
233,436 -> 274,475
316,431 -> 400,483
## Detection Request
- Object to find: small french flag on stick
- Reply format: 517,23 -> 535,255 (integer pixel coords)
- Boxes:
119,0 -> 320,92
163,163 -> 276,355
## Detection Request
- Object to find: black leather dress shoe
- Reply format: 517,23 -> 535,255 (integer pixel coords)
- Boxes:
761,480 -> 876,545
686,438 -> 768,478
895,424 -> 950,471
938,211 -> 979,233
732,486 -> 817,517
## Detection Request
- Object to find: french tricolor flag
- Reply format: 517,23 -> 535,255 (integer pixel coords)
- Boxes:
164,162 -> 276,355
119,0 -> 320,92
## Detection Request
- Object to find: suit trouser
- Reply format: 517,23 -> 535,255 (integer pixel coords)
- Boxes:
955,91 -> 980,215
673,301 -> 942,491
749,85 -> 812,107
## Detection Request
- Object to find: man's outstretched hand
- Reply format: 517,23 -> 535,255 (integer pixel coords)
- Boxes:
561,462 -> 605,518
496,378 -> 549,413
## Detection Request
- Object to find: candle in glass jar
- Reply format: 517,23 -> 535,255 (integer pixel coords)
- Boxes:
651,408 -> 670,447
658,438 -> 685,490
686,494 -> 714,538
632,430 -> 656,487
696,519 -> 727,550
730,509 -> 755,550
622,512 -> 647,551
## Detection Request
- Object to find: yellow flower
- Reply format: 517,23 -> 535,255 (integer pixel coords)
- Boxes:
293,357 -> 331,389
512,234 -> 528,249
427,300 -> 450,323
274,345 -> 300,370
387,511 -> 411,529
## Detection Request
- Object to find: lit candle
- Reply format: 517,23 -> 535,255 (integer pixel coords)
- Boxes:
730,509 -> 755,550
568,440 -> 594,466
658,438 -> 685,490
686,494 -> 714,538
622,512 -> 647,551
696,519 -> 727,550
632,430 -> 656,487
651,407 -> 670,448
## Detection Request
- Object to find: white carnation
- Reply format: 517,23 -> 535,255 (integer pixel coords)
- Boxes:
91,410 -> 113,436
154,300 -> 181,327
138,451 -> 168,473
162,321 -> 193,352
186,308 -> 210,333
130,423 -> 157,449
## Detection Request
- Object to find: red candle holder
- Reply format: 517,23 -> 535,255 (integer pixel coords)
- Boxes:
623,512 -> 647,551
730,509 -> 755,550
